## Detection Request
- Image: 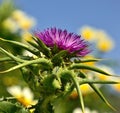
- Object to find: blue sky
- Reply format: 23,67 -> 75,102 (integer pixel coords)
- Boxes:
15,0 -> 120,59
1,0 -> 120,59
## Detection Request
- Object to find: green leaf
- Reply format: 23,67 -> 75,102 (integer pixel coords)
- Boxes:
0,38 -> 39,55
70,72 -> 85,113
69,64 -> 112,76
51,50 -> 68,66
33,37 -> 51,58
16,108 -> 30,113
0,57 -> 12,62
80,79 -> 120,85
89,84 -> 116,111
59,69 -> 72,82
0,101 -> 30,113
52,95 -> 75,113
74,58 -> 102,63
20,67 -> 37,90
59,70 -> 85,113
0,47 -> 25,63
27,40 -> 39,50
42,75 -> 56,93
0,58 -> 52,73
0,101 -> 17,113
79,71 -> 116,111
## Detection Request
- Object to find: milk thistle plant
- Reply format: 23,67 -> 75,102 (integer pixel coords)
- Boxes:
0,27 -> 119,113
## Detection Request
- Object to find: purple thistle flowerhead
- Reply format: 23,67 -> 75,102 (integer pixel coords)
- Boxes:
34,27 -> 90,57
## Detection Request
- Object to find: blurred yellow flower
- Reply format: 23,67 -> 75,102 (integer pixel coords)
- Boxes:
2,10 -> 36,33
22,32 -> 33,41
82,55 -> 96,66
3,9 -> 36,32
96,30 -> 114,52
80,26 -> 115,52
80,26 -> 96,41
12,10 -> 25,21
18,17 -> 35,30
7,86 -> 37,107
111,78 -> 120,92
12,10 -> 36,30
113,83 -> 120,92
2,18 -> 19,33
96,38 -> 114,52
70,84 -> 93,99
95,30 -> 108,40
80,84 -> 93,95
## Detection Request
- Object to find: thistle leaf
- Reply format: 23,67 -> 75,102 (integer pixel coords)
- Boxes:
80,79 -> 120,85
0,47 -> 25,63
51,50 -> 68,66
90,84 -> 116,111
0,58 -> 52,73
27,40 -> 39,50
33,36 -> 51,58
79,71 -> 116,111
0,101 -> 30,113
69,64 -> 112,76
70,72 -> 85,113
60,70 -> 85,113
0,38 -> 39,55
20,67 -> 37,90
74,58 -> 102,63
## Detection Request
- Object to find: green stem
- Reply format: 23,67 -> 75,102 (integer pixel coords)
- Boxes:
70,74 -> 85,113
0,57 -> 12,62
